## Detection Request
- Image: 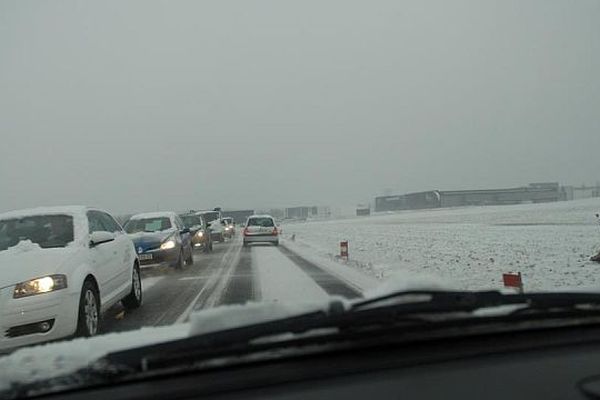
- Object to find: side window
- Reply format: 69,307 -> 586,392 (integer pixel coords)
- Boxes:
99,212 -> 122,233
87,211 -> 109,234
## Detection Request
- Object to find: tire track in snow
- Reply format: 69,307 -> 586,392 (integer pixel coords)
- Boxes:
218,246 -> 255,305
277,246 -> 362,299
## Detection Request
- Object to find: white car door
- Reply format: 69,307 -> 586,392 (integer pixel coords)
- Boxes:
97,211 -> 133,298
86,211 -> 124,308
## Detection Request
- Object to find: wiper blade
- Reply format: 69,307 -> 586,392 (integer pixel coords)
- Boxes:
100,291 -> 600,375
9,291 -> 600,399
104,301 -> 347,372
352,290 -> 600,313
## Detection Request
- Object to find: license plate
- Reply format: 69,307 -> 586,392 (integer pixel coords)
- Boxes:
139,254 -> 153,261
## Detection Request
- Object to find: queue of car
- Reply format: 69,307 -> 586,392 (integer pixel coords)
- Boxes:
0,205 -> 234,352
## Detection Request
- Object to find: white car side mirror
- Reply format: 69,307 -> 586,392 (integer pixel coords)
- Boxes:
90,231 -> 116,247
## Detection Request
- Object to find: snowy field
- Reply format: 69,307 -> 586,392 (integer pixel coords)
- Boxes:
282,198 -> 600,291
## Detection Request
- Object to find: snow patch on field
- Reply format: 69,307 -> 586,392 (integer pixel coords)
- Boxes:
283,198 -> 600,291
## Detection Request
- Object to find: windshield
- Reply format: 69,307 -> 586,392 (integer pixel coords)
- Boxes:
0,215 -> 74,251
124,218 -> 172,233
181,215 -> 202,228
247,217 -> 274,227
2,0 -> 600,396
202,212 -> 219,223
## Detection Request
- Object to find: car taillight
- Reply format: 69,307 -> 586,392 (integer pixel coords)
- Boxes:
272,227 -> 278,236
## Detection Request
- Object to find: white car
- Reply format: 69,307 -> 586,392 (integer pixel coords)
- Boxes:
242,215 -> 279,246
0,206 -> 142,351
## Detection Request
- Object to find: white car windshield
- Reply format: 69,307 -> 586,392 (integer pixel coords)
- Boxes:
0,215 -> 74,251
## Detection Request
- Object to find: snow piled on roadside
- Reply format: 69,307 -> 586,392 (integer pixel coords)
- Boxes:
282,240 -> 379,292
0,324 -> 188,392
282,198 -> 600,291
365,270 -> 458,298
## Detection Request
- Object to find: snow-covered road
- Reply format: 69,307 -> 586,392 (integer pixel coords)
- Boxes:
253,246 -> 331,303
102,237 -> 366,335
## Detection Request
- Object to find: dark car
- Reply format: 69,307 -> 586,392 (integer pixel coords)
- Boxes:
124,212 -> 193,269
222,217 -> 235,238
179,212 -> 213,253
196,210 -> 226,243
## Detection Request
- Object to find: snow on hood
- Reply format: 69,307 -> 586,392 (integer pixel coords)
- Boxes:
188,300 -> 342,336
0,242 -> 79,290
0,324 -> 189,392
127,230 -> 174,243
364,270 -> 458,298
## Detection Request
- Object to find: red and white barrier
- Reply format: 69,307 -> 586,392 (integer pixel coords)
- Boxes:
503,272 -> 523,293
340,241 -> 349,260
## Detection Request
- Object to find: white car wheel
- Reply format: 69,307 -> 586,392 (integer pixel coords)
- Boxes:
123,265 -> 143,309
76,281 -> 100,337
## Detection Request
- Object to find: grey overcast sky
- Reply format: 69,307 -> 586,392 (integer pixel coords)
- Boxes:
1,0 -> 599,214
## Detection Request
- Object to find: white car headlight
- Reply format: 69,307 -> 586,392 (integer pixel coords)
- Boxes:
160,238 -> 176,250
196,231 -> 204,238
13,275 -> 68,299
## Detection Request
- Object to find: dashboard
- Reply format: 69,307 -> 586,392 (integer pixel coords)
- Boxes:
43,324 -> 600,400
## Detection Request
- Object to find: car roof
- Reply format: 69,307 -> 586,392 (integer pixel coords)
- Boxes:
247,214 -> 275,219
129,211 -> 178,220
180,212 -> 202,217
0,205 -> 91,220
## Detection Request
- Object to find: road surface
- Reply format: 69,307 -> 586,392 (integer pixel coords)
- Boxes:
102,235 -> 360,334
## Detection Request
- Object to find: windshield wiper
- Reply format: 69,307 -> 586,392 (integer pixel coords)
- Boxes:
352,290 -> 600,313
102,290 -> 600,373
8,290 -> 600,399
103,302 -> 346,372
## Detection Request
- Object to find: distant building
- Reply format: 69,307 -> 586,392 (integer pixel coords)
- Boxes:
561,186 -> 575,201
221,210 -> 255,225
284,206 -> 331,220
375,191 -> 440,212
268,208 -> 285,220
356,205 -> 371,216
571,184 -> 600,200
375,183 -> 562,212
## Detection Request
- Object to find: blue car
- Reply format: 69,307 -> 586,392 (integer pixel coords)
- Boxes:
124,211 -> 193,269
